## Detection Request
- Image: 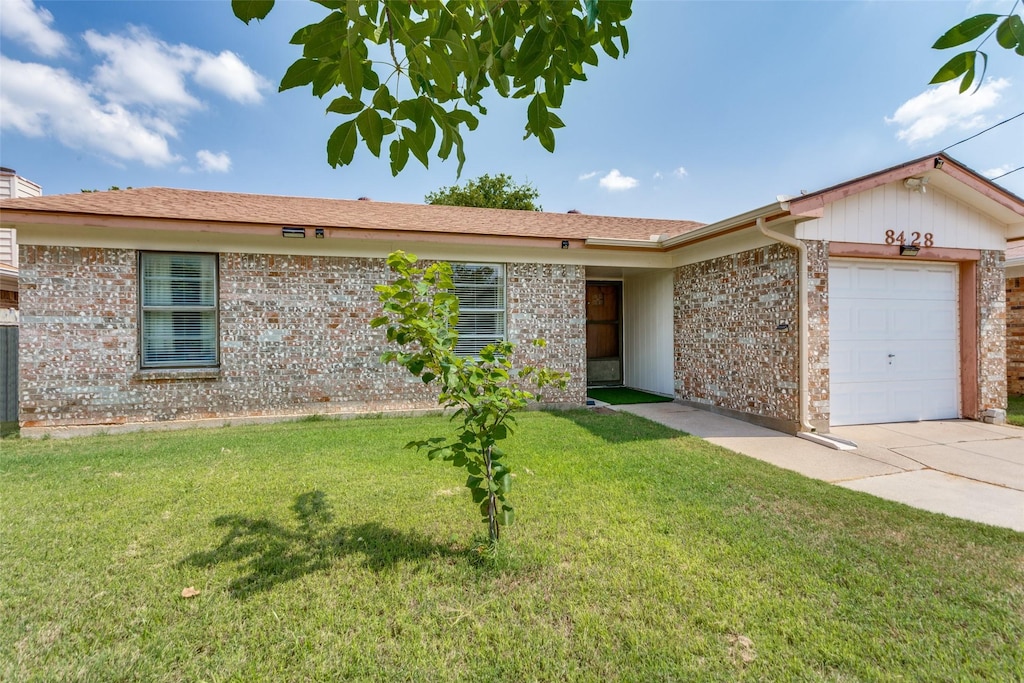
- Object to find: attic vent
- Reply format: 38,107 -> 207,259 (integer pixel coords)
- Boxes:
357,196 -> 372,201
567,209 -> 582,214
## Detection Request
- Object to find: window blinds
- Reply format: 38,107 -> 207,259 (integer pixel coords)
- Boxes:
451,263 -> 505,356
140,252 -> 218,367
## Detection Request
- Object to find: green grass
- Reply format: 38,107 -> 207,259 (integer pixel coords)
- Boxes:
2,411 -> 1022,682
1008,394 -> 1024,427
587,387 -> 675,405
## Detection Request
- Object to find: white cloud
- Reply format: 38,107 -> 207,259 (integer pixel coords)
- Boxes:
196,149 -> 231,173
0,56 -> 180,166
653,171 -> 663,180
885,78 -> 1010,145
599,169 -> 638,191
1,13 -> 268,169
673,166 -> 688,178
83,26 -> 268,111
983,165 -> 1012,178
578,171 -> 598,181
193,50 -> 269,104
0,0 -> 68,57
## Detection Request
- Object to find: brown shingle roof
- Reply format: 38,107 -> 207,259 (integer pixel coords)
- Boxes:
0,187 -> 704,241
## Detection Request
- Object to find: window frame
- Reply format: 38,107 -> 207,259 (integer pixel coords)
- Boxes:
138,251 -> 220,369
451,262 -> 507,356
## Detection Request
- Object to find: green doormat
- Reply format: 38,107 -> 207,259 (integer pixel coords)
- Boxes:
587,387 -> 675,405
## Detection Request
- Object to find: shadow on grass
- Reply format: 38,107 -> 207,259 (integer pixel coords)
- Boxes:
552,408 -> 685,444
180,490 -> 460,599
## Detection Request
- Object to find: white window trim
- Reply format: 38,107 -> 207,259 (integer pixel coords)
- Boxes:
139,251 -> 219,369
451,262 -> 506,356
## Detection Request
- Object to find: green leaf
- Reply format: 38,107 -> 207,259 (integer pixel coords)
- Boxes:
996,15 -> 1023,49
326,96 -> 363,114
326,120 -> 358,167
338,47 -> 365,97
471,488 -> 488,505
279,58 -> 320,92
369,316 -> 389,327
421,372 -> 436,383
498,505 -> 515,526
403,126 -> 431,168
356,107 -> 384,157
389,139 -> 409,176
232,0 -> 274,24
497,473 -> 512,494
930,51 -> 974,84
527,94 -> 549,134
932,14 -> 999,49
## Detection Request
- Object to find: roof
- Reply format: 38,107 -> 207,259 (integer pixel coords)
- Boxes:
0,187 -> 704,242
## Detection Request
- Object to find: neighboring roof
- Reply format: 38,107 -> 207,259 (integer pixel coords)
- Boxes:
0,187 -> 704,242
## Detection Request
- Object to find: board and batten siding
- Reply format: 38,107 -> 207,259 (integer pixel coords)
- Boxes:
622,270 -> 674,396
795,182 -> 1006,250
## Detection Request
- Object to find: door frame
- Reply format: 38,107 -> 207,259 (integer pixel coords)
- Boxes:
585,280 -> 623,387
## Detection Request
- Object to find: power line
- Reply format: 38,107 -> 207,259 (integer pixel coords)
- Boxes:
989,165 -> 1023,181
942,110 -> 1024,152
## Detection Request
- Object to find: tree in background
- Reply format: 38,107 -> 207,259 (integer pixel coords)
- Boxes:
931,5 -> 1023,93
233,0 -> 631,175
425,173 -> 541,211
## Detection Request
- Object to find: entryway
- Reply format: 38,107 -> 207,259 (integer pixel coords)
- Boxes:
586,281 -> 622,386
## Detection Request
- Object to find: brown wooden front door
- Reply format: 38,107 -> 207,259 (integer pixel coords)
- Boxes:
586,281 -> 622,385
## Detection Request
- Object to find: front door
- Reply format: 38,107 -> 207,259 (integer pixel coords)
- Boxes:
586,281 -> 622,385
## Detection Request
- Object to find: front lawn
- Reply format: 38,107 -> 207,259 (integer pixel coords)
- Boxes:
2,411 -> 1021,681
1008,394 -> 1024,427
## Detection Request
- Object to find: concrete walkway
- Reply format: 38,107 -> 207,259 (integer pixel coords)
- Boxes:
615,402 -> 1024,532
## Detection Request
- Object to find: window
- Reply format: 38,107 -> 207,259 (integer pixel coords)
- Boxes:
139,252 -> 218,368
452,263 -> 506,356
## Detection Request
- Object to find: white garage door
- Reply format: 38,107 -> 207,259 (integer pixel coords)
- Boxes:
829,260 -> 959,426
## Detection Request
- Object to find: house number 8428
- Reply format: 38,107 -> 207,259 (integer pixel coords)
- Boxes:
885,230 -> 933,247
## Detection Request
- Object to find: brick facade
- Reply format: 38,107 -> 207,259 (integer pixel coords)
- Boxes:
18,246 -> 586,428
674,243 -> 801,428
804,240 -> 830,429
976,250 -> 1006,413
1009,276 -> 1024,397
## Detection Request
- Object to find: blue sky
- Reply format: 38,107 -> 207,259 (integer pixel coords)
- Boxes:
1,0 -> 1022,222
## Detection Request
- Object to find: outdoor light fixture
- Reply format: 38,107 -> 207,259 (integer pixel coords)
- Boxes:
900,244 -> 921,256
561,240 -> 570,249
315,228 -> 325,238
934,157 -> 944,169
904,177 -> 928,194
282,227 -> 306,238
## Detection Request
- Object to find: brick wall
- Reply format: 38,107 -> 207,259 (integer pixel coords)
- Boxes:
1009,276 -> 1024,396
18,246 -> 586,428
674,243 -> 801,427
805,240 -> 830,429
977,250 -> 1006,414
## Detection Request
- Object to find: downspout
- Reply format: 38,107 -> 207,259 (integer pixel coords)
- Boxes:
756,217 -> 814,434
756,217 -> 856,450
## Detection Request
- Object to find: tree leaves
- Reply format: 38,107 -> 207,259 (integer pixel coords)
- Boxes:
236,0 -> 633,175
231,0 -> 274,24
932,14 -> 999,49
424,173 -> 542,210
931,10 -> 1023,93
373,250 -> 569,543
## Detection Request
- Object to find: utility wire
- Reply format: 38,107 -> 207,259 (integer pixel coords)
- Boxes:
989,165 -> 1024,181
942,110 -> 1024,151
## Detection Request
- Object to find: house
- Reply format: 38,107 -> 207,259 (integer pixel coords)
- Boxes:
1007,243 -> 1024,396
1,153 -> 1022,436
0,167 -> 41,323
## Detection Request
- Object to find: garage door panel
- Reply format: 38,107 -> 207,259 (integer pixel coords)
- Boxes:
829,260 -> 959,426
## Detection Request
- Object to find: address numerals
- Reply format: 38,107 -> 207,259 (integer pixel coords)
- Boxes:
885,230 -> 933,247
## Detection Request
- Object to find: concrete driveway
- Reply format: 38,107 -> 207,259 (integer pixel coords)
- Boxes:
615,402 -> 1024,532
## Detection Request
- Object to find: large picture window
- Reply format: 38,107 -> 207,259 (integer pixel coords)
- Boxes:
140,252 -> 218,368
452,263 -> 506,356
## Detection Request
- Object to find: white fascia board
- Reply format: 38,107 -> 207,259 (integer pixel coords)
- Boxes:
660,202 -> 789,250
